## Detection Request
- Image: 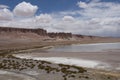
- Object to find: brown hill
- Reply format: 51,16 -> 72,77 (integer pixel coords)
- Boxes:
0,27 -> 74,40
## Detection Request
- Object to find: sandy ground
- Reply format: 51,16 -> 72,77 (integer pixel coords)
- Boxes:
0,70 -> 37,80
0,37 -> 120,50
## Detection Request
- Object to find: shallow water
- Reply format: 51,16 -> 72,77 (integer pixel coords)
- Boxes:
14,43 -> 120,71
47,42 -> 120,52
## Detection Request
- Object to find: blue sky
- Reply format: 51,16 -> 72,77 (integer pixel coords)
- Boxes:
1,0 -> 120,14
0,0 -> 80,13
0,0 -> 120,37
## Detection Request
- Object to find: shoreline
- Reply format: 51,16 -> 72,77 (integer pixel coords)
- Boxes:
13,50 -> 120,72
13,55 -> 107,70
0,54 -> 120,80
0,40 -> 120,80
11,42 -> 120,72
0,55 -> 120,80
1,41 -> 120,55
1,41 -> 120,71
1,37 -> 120,51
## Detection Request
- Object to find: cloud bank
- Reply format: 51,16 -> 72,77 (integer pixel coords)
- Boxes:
0,8 -> 13,21
0,1 -> 120,37
13,1 -> 38,17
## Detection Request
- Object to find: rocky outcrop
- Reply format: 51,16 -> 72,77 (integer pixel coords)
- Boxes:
48,32 -> 72,39
74,34 -> 84,38
0,27 -> 73,39
0,27 -> 47,36
0,27 -> 96,40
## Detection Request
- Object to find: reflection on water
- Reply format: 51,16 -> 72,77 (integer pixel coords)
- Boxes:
47,43 -> 120,52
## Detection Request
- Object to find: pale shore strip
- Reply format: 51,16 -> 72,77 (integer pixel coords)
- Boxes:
0,70 -> 37,80
13,49 -> 120,72
14,55 -> 101,68
13,54 -> 111,71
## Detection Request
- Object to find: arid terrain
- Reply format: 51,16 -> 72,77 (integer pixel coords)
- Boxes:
0,27 -> 120,80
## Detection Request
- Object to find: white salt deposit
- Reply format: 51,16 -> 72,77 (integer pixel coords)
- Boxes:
14,54 -> 107,68
25,71 -> 39,75
0,70 -> 11,74
35,57 -> 100,68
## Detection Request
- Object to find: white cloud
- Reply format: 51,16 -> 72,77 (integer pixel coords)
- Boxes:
13,1 -> 38,17
0,8 -> 13,21
50,0 -> 120,37
0,13 -> 53,29
35,14 -> 53,23
77,1 -> 88,8
0,5 -> 9,9
91,0 -> 101,3
77,1 -> 120,18
62,16 -> 75,22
